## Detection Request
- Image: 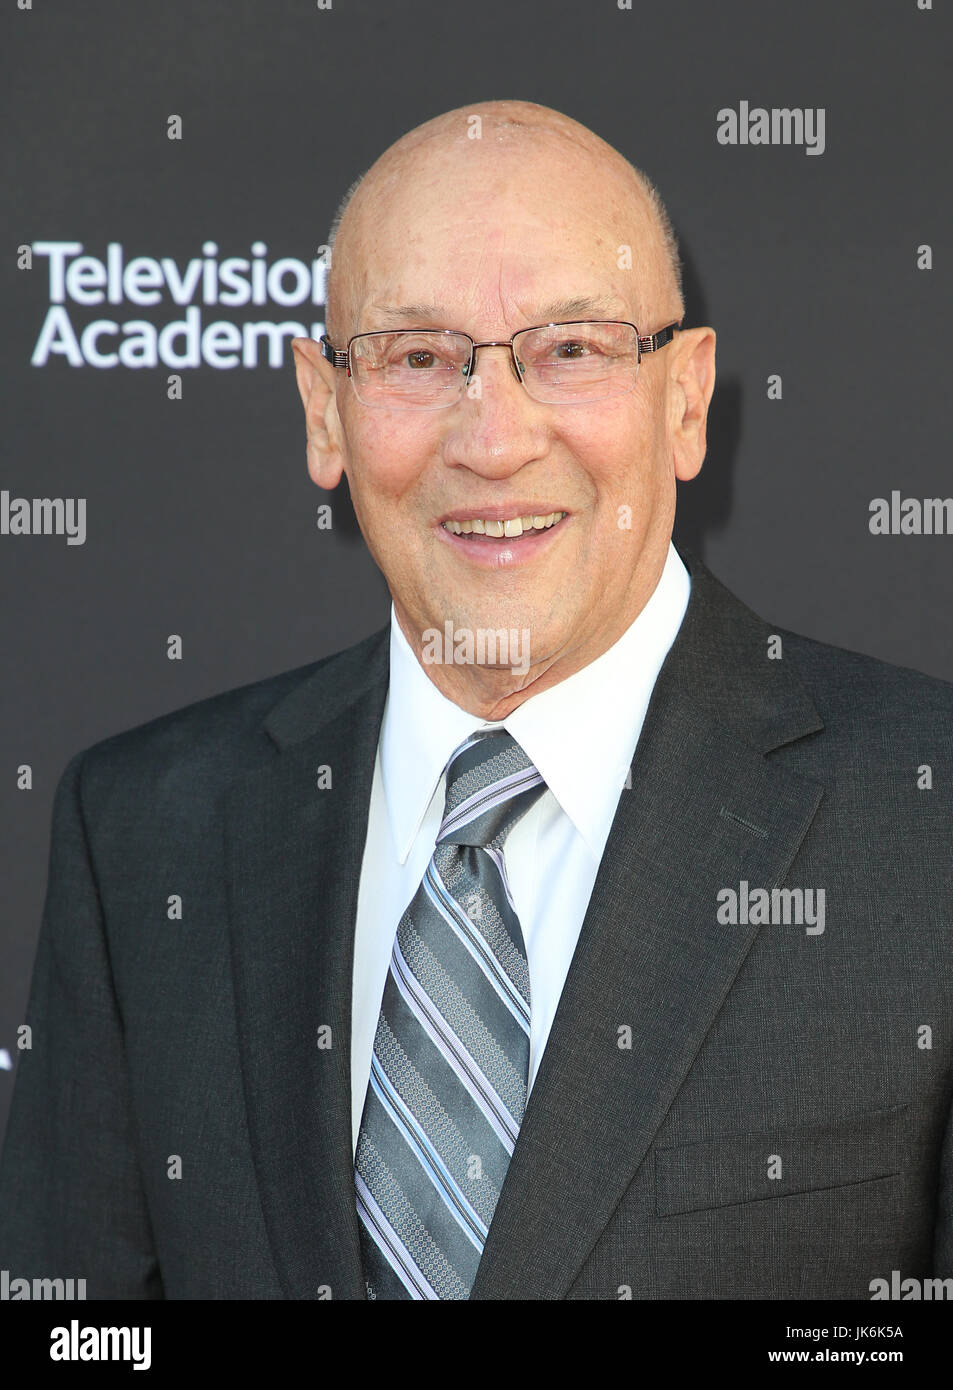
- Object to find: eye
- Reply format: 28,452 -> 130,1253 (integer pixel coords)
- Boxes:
406,349 -> 436,368
550,338 -> 596,360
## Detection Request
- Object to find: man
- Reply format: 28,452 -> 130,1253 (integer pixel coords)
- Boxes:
1,99 -> 951,1301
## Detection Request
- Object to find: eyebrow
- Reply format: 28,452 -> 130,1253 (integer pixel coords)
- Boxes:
366,294 -> 631,328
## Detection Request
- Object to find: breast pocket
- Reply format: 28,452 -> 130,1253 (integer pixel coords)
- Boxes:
654,1102 -> 907,1217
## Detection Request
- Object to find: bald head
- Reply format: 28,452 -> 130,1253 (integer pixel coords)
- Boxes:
324,100 -> 684,343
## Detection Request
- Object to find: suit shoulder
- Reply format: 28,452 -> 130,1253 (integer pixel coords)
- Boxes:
779,625 -> 953,734
65,627 -> 387,810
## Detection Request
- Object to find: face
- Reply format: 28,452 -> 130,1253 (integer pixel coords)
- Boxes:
296,134 -> 715,709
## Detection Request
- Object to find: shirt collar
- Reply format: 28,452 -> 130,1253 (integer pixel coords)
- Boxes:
380,540 -> 690,863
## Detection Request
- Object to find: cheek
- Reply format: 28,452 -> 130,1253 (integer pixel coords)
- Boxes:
558,412 -> 657,498
346,413 -> 436,502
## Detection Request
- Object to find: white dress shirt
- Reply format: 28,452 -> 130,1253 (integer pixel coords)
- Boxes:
350,541 -> 691,1154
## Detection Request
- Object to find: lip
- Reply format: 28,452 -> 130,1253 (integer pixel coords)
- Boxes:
434,508 -> 570,568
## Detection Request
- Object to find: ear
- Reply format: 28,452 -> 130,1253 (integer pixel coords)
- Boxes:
668,327 -> 716,482
291,336 -> 346,489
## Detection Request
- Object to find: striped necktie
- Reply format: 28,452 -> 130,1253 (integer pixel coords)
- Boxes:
355,728 -> 547,1299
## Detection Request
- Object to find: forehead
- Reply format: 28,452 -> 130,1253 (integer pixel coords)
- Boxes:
346,139 -> 658,333
365,291 -> 634,332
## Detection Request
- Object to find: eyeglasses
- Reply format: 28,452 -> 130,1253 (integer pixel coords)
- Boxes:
319,319 -> 679,409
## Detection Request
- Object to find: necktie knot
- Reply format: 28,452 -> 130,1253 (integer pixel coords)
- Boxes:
437,729 -> 547,850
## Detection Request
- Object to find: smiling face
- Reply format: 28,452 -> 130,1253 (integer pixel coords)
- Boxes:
294,106 -> 715,718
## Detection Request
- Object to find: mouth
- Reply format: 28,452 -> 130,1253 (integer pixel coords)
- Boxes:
440,510 -> 567,538
436,507 -> 569,568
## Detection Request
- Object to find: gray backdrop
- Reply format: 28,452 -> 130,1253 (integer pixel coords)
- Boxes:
1,0 -> 950,1143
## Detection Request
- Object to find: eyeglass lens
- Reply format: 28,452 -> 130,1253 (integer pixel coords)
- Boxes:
348,322 -> 641,407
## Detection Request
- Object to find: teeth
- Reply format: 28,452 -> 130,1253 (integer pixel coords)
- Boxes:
442,511 -> 565,536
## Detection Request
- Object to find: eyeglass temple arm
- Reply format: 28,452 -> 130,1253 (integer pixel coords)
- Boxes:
320,336 -> 349,369
638,324 -> 677,355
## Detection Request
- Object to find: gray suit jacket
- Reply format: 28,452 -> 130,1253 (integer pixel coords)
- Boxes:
2,548 -> 952,1299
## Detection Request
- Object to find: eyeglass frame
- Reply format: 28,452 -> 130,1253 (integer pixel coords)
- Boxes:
318,319 -> 680,404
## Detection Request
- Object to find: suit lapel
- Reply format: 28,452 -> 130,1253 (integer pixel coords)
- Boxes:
470,554 -> 826,1298
223,630 -> 388,1300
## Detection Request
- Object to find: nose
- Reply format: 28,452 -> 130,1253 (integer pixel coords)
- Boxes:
442,344 -> 547,478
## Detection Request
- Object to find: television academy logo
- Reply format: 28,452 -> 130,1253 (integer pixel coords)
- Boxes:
25,240 -> 329,370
